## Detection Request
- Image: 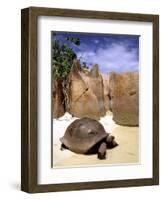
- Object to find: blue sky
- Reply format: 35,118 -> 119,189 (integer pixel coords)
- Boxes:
52,32 -> 139,74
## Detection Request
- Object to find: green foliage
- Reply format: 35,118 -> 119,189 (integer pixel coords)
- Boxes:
52,36 -> 80,80
66,37 -> 80,45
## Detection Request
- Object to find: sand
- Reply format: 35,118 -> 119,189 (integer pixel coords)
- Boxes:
53,112 -> 139,168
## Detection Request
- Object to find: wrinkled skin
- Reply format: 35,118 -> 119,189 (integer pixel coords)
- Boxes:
97,134 -> 118,159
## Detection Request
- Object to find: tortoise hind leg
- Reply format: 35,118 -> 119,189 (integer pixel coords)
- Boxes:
60,143 -> 68,151
98,142 -> 107,159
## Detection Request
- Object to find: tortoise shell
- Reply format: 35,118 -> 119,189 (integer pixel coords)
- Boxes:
60,118 -> 108,154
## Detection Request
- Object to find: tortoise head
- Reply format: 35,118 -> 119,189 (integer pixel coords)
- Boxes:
106,134 -> 118,148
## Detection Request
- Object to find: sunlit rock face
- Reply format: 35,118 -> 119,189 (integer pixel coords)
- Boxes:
53,78 -> 65,118
53,60 -> 139,127
101,74 -> 110,112
109,71 -> 139,126
68,60 -> 106,120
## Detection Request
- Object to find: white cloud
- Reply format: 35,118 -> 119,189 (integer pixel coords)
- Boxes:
76,42 -> 139,74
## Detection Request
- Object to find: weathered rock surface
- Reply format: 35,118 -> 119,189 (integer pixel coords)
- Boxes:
109,72 -> 139,126
53,78 -> 65,118
52,60 -> 139,126
101,74 -> 110,112
68,60 -> 106,119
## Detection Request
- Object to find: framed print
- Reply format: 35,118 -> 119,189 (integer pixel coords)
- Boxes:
21,7 -> 159,193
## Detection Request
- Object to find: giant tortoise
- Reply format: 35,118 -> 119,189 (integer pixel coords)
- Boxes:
60,117 -> 118,159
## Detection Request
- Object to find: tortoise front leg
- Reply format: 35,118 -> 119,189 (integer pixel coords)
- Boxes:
106,135 -> 118,148
98,142 -> 107,160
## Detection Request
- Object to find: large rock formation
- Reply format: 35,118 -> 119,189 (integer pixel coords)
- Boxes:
52,78 -> 65,118
68,60 -> 106,119
109,72 -> 139,126
52,60 -> 139,127
101,74 -> 110,112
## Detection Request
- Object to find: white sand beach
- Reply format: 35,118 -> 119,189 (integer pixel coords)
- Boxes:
53,112 -> 139,168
